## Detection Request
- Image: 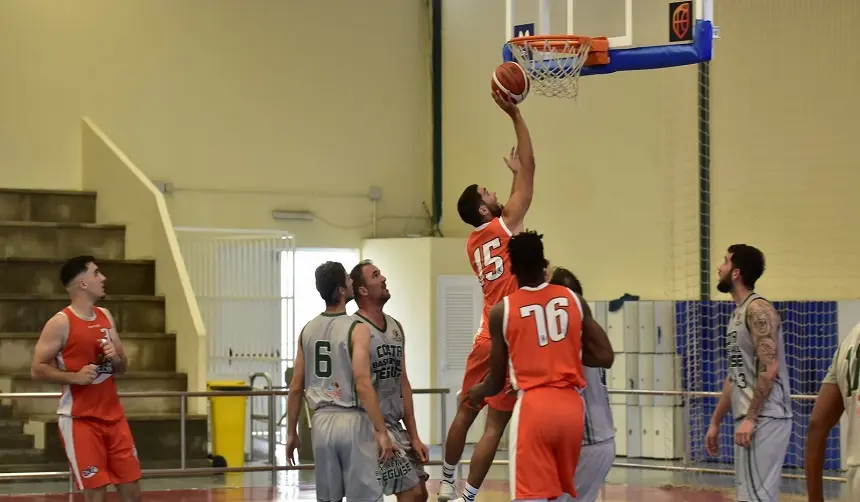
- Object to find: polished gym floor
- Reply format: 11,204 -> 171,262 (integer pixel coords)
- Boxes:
0,445 -> 848,502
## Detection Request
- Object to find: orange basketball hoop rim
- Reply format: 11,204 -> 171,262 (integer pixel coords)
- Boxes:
507,35 -> 611,66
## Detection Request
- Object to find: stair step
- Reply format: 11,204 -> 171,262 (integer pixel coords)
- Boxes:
0,221 -> 125,260
0,458 -> 211,475
0,419 -> 25,434
32,414 -> 209,464
0,449 -> 45,465
0,332 -> 176,374
0,295 -> 166,333
0,189 -> 97,224
0,462 -> 65,473
1,372 -> 188,416
0,405 -> 12,418
0,258 -> 155,296
0,433 -> 34,449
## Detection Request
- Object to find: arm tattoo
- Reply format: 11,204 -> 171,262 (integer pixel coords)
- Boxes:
745,300 -> 781,421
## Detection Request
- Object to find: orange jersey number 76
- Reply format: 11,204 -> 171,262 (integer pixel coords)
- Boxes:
519,297 -> 570,346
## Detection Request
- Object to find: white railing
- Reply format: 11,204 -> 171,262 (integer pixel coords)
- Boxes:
0,387 -> 451,487
80,117 -> 208,409
0,386 -> 846,491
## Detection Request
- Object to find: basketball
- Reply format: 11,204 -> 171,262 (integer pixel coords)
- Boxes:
491,62 -> 529,104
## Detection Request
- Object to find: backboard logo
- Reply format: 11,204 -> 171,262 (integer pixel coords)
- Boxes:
513,23 -> 535,39
669,1 -> 693,42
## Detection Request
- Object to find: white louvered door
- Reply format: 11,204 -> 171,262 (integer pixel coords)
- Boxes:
436,275 -> 484,443
177,231 -> 293,459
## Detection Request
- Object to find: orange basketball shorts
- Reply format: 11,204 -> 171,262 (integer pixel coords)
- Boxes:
509,387 -> 584,501
460,332 -> 516,412
58,415 -> 141,490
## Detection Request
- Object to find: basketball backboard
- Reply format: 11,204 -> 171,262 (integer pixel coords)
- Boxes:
503,0 -> 716,78
507,0 -> 632,47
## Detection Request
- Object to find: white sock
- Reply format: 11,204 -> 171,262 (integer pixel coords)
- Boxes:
463,483 -> 479,502
441,461 -> 456,483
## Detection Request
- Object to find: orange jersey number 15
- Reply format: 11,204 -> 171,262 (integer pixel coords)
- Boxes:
520,296 -> 570,346
472,237 -> 504,286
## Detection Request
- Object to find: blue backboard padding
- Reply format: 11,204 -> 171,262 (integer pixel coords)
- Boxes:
503,20 -> 713,76
675,301 -> 841,470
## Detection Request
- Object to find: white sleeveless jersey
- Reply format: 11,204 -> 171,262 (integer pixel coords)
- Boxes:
726,293 -> 793,420
822,323 -> 860,467
581,366 -> 615,445
301,313 -> 362,411
355,312 -> 405,426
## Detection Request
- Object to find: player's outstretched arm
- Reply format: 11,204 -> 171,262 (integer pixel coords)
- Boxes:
286,333 -> 306,438
483,301 -> 510,397
494,91 -> 535,235
350,322 -> 388,434
744,300 -> 782,423
578,295 -> 614,368
805,381 -> 844,502
31,314 -> 89,385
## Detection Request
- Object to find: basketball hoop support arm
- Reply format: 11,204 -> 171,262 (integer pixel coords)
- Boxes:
696,0 -> 718,51
697,0 -> 714,23
505,0 -> 514,41
538,0 -> 550,35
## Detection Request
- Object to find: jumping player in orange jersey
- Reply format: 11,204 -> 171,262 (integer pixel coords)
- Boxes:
466,231 -> 614,502
30,256 -> 141,502
437,90 -> 535,502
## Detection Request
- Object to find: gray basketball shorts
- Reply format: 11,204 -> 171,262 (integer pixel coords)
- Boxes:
311,408 -> 382,502
734,417 -> 792,502
574,437 -> 615,502
377,424 -> 429,496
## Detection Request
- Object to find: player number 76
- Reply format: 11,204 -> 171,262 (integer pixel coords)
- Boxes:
520,297 -> 570,347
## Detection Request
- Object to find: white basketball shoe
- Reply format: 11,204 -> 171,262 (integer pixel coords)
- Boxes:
437,480 -> 458,502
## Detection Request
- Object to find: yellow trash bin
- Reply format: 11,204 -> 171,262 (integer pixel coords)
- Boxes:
207,380 -> 253,469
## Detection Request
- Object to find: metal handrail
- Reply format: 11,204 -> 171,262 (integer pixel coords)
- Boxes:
0,387 -> 451,486
605,388 -> 819,401
0,387 -> 817,400
0,390 -> 290,399
0,387 -> 838,487
412,388 -> 450,446
0,458 -> 846,485
248,372 -> 274,463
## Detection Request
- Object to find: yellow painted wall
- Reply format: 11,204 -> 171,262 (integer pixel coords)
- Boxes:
442,0 -> 860,302
710,0 -> 860,300
0,0 -> 431,248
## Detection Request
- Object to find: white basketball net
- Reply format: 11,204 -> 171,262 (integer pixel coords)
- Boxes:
507,39 -> 593,100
